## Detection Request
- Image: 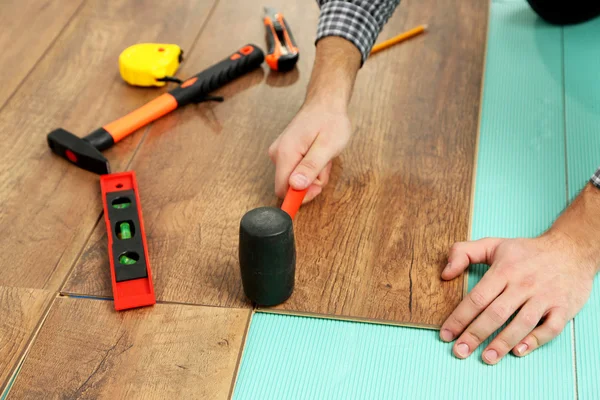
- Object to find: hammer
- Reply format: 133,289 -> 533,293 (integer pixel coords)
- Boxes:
47,44 -> 264,174
239,187 -> 307,306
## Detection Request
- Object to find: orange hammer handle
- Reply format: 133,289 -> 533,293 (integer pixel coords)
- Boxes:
281,187 -> 307,220
103,93 -> 178,143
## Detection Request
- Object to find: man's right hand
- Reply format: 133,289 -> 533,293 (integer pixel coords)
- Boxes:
268,36 -> 362,203
268,100 -> 351,203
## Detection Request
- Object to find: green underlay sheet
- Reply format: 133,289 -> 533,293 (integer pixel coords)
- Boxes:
233,312 -> 573,400
564,17 -> 600,400
233,3 -> 577,399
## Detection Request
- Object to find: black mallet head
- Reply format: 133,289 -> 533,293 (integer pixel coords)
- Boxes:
239,206 -> 295,306
47,128 -> 113,174
238,188 -> 307,306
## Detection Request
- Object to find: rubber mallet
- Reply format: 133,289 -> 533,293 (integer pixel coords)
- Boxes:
238,187 -> 307,306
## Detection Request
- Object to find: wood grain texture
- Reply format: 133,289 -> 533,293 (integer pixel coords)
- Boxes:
63,0 -> 488,326
0,287 -> 53,394
0,0 -> 83,109
274,0 -> 489,326
7,297 -> 250,400
0,0 -> 217,291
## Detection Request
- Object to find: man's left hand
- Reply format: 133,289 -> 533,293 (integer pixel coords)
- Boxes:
439,233 -> 596,364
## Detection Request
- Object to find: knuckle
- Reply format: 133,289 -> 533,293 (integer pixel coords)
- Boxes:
488,304 -> 510,323
449,243 -> 462,254
496,263 -> 515,279
547,319 -> 565,336
521,312 -> 539,327
448,314 -> 467,329
299,157 -> 320,173
530,333 -> 541,348
519,274 -> 536,290
467,290 -> 487,309
465,330 -> 483,344
493,336 -> 512,352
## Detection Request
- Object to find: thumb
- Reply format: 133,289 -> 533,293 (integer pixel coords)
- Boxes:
289,136 -> 338,190
442,237 -> 503,280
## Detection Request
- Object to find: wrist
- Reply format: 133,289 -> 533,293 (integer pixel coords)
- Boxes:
304,36 -> 361,113
546,183 -> 600,273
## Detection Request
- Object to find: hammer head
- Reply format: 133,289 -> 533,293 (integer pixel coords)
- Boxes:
238,206 -> 295,306
47,128 -> 110,174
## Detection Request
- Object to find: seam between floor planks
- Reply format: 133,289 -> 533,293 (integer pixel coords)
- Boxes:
0,1 -> 86,114
254,308 -> 439,330
0,294 -> 57,400
463,0 -> 492,300
228,309 -> 255,400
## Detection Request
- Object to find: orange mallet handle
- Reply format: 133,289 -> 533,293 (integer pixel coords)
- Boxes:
281,187 -> 307,220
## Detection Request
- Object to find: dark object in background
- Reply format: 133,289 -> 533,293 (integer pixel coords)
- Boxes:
526,0 -> 600,25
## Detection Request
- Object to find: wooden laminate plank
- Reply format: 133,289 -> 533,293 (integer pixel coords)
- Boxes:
63,0 -> 488,326
0,0 -> 84,108
7,297 -> 250,400
0,287 -> 53,394
0,0 -> 217,291
275,0 -> 488,326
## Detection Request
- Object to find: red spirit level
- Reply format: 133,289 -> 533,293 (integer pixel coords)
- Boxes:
100,171 -> 155,310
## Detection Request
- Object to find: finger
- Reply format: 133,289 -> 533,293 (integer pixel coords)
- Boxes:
482,300 -> 544,364
512,308 -> 568,357
442,237 -> 503,280
451,290 -> 526,359
314,161 -> 333,187
268,137 -> 280,163
274,148 -> 303,198
439,270 -> 507,343
289,135 -> 340,191
302,185 -> 323,203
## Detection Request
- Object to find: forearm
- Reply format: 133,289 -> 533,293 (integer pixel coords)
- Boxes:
307,0 -> 401,109
547,182 -> 600,273
315,0 -> 401,63
304,37 -> 361,111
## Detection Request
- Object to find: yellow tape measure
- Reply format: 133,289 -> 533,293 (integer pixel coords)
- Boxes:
119,43 -> 183,87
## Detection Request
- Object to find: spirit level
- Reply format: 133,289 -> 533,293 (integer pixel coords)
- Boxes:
100,171 -> 155,310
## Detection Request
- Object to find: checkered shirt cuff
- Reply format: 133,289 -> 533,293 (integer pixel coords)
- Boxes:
316,1 -> 400,64
590,167 -> 600,189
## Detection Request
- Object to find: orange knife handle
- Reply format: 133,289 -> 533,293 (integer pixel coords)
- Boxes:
281,187 -> 307,220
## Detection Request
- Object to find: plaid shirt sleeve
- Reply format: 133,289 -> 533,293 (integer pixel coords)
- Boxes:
591,167 -> 600,189
315,0 -> 401,64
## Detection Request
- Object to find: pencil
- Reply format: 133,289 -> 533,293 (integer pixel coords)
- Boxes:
370,25 -> 427,55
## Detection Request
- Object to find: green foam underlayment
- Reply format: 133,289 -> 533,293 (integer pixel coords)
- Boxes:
233,3 -> 578,399
234,312 -> 572,400
564,17 -> 600,400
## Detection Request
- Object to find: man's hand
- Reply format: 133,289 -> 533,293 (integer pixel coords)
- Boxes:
440,183 -> 600,364
268,102 -> 351,202
269,36 -> 361,203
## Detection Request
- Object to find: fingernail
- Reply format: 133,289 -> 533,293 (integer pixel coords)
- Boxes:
290,173 -> 309,189
444,263 -> 452,272
483,349 -> 498,363
440,329 -> 454,342
515,343 -> 528,355
456,343 -> 469,357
